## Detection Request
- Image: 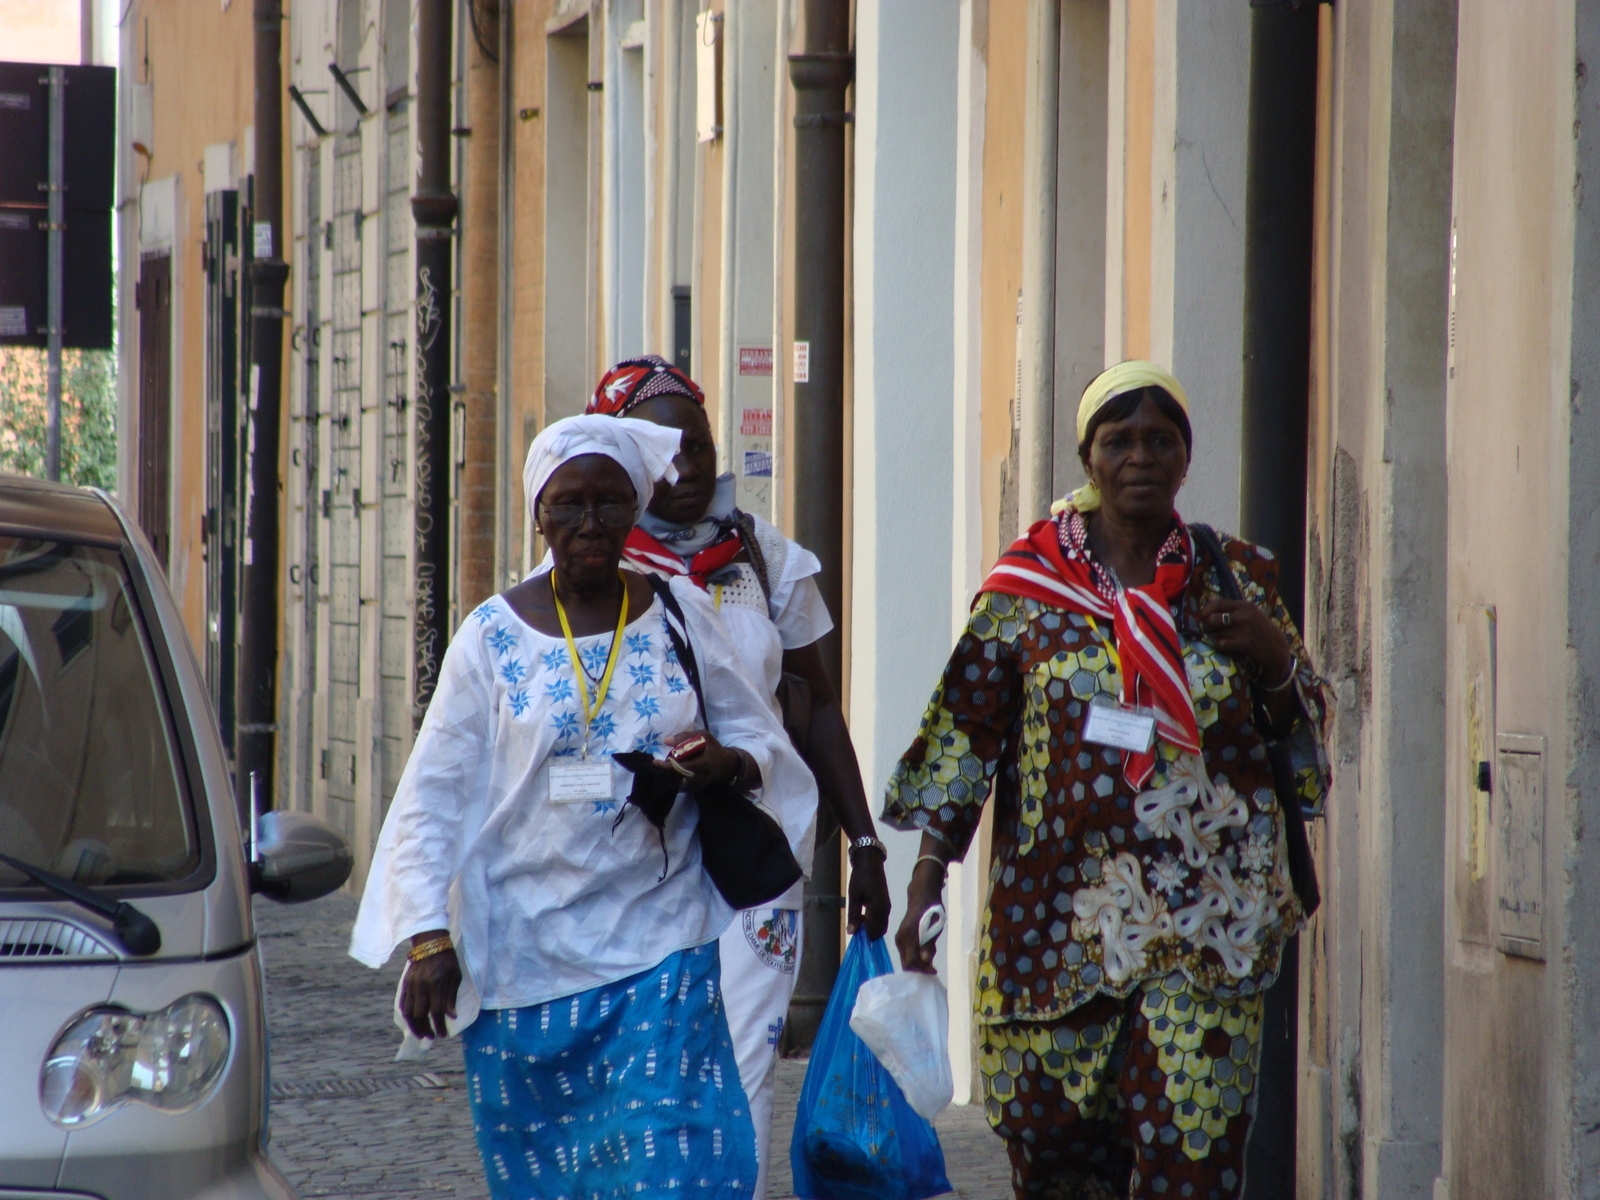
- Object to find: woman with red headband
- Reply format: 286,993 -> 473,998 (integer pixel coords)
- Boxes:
588,355 -> 892,1196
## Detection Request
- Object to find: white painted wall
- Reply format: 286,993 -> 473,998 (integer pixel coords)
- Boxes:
850,0 -> 961,1055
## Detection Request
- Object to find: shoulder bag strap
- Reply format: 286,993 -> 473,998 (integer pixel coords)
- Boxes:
644,574 -> 710,726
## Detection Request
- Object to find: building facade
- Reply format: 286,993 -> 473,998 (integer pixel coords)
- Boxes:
119,1 -> 1600,1195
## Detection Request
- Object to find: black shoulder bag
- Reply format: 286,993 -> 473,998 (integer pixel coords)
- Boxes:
1188,523 -> 1321,916
611,575 -> 804,910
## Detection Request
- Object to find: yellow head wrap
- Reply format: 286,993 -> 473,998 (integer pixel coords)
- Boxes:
1054,360 -> 1190,515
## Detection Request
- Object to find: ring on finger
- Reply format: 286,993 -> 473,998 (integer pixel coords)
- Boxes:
1220,611 -> 1232,627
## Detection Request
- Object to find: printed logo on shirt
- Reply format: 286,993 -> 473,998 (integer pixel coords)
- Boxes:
742,908 -> 798,974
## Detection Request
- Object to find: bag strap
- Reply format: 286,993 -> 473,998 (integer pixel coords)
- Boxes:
1188,522 -> 1243,603
1188,523 -> 1288,738
644,574 -> 710,727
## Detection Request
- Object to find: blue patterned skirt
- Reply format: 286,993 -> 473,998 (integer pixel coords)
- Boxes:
461,942 -> 758,1200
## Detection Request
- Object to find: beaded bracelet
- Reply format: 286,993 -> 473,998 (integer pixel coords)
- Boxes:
407,936 -> 454,963
914,853 -> 948,876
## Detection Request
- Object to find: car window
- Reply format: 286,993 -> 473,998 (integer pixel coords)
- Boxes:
0,536 -> 199,889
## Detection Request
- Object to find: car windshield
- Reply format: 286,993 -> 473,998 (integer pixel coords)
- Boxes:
0,536 -> 198,890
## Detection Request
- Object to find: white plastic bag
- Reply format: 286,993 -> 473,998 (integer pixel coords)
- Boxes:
849,905 -> 955,1121
391,954 -> 480,1062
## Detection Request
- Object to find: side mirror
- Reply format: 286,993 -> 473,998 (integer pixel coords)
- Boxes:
251,810 -> 353,903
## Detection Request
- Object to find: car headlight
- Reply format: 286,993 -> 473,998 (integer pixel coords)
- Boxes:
39,994 -> 231,1127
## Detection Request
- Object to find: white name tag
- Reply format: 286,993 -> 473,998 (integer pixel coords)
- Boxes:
548,759 -> 614,804
1083,700 -> 1157,754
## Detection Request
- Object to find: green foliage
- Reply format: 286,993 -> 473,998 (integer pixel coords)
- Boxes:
0,346 -> 118,489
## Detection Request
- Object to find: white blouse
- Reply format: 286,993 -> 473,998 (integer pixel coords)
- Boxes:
636,515 -> 833,910
350,576 -> 812,1010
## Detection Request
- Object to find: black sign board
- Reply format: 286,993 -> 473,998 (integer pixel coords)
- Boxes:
0,62 -> 115,350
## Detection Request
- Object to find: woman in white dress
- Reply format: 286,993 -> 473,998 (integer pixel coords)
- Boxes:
588,356 -> 892,1196
351,415 -> 815,1200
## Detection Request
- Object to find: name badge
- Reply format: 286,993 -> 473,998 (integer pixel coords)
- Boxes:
549,759 -> 614,804
1083,700 -> 1157,754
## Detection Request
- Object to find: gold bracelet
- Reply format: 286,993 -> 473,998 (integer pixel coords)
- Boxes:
407,936 -> 453,963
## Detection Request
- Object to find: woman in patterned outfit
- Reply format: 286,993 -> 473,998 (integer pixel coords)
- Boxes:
353,415 -> 814,1200
884,361 -> 1331,1200
587,355 -> 892,1198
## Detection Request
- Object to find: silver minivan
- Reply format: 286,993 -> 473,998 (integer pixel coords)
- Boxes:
0,474 -> 351,1200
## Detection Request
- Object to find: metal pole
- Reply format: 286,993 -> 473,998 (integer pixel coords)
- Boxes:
237,0 -> 290,819
45,66 -> 65,483
786,0 -> 851,1053
412,0 -> 457,727
1238,3 -> 1321,1196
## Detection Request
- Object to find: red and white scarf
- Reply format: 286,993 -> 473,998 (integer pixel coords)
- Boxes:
624,526 -> 744,589
981,512 -> 1199,787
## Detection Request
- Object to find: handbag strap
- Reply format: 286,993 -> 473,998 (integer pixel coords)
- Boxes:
1188,523 -> 1283,736
644,574 -> 710,727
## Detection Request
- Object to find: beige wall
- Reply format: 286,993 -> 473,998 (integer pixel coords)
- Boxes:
978,0 -> 1025,564
133,0 -> 269,644
1441,0 -> 1575,1193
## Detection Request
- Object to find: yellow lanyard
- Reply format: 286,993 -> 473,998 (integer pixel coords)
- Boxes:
551,571 -> 629,751
1083,614 -> 1122,677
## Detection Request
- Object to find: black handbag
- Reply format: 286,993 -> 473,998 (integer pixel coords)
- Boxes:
1189,523 -> 1321,916
614,575 -> 804,910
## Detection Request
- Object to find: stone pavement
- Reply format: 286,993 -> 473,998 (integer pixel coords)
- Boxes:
257,892 -> 1014,1200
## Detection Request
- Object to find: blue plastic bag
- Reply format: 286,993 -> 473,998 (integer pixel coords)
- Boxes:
790,931 -> 952,1200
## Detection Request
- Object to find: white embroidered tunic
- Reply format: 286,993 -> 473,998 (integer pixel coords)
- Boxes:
350,577 -> 810,1010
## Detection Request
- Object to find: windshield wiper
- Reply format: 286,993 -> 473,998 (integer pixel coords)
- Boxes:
0,851 -> 161,956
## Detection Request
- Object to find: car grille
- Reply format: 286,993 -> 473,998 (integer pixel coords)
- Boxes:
0,918 -> 117,961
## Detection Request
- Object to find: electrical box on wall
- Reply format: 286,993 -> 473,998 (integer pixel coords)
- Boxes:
1495,732 -> 1545,961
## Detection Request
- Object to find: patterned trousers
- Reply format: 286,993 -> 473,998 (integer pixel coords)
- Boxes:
979,973 -> 1265,1200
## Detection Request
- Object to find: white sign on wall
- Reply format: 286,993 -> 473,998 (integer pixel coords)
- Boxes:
695,12 -> 721,143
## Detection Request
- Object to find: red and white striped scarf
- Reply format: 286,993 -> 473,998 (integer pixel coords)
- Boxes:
980,511 -> 1198,787
624,525 -> 744,589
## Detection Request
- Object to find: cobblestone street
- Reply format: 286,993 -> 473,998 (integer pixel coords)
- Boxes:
258,893 -> 1013,1200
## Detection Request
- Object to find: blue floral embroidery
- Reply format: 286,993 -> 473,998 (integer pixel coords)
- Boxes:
470,601 -> 497,625
551,745 -> 579,758
507,689 -> 530,718
580,641 -> 613,675
634,730 -> 665,756
665,673 -> 689,695
632,695 -> 661,720
486,627 -> 518,657
625,630 -> 654,657
590,711 -> 619,744
500,659 -> 527,686
552,711 -> 581,740
589,799 -> 619,815
627,661 -> 656,687
545,677 -> 576,704
541,646 -> 570,671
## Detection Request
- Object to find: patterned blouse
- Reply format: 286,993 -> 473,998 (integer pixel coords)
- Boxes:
883,527 -> 1331,1025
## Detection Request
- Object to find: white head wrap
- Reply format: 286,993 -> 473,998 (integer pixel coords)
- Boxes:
522,414 -> 682,523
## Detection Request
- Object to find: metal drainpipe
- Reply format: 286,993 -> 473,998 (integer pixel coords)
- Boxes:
412,0 -> 458,729
236,0 -> 290,820
1238,3 -> 1320,1196
785,0 -> 851,1054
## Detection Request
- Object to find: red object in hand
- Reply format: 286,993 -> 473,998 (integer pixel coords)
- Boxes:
667,733 -> 709,761
666,733 -> 709,776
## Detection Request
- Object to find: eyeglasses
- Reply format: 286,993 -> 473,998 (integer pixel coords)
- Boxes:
539,501 -> 635,530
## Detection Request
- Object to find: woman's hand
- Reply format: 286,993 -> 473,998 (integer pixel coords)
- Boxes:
663,731 -> 758,793
400,930 -> 461,1040
847,851 -> 892,941
1198,599 -> 1293,683
895,855 -> 947,975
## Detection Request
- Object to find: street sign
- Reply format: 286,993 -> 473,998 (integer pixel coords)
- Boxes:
0,62 -> 115,352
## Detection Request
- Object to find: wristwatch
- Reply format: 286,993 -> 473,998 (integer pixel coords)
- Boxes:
847,836 -> 887,861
